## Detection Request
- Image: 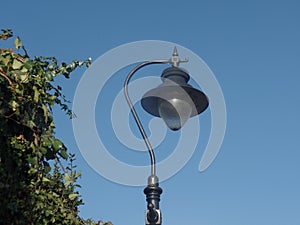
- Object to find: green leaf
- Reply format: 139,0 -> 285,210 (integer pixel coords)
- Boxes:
42,104 -> 49,123
59,149 -> 68,160
33,86 -> 39,103
40,147 -> 47,154
14,36 -> 22,49
42,177 -> 50,182
53,139 -> 63,151
64,173 -> 70,181
23,60 -> 34,70
43,161 -> 51,173
41,137 -> 52,147
28,120 -> 36,129
68,193 -> 79,200
27,156 -> 37,165
10,100 -> 19,111
12,58 -> 23,69
3,55 -> 11,66
52,192 -> 59,198
0,28 -> 13,40
19,74 -> 28,82
0,31 -> 97,224
45,71 -> 54,81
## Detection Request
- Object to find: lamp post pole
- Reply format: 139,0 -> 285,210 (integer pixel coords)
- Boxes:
124,60 -> 168,225
123,48 -> 208,225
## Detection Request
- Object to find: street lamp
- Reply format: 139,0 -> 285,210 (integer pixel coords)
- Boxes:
123,47 -> 209,225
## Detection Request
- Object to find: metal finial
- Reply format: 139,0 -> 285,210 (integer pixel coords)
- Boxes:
169,47 -> 188,67
172,47 -> 179,56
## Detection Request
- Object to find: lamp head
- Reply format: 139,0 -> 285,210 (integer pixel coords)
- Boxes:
141,66 -> 209,131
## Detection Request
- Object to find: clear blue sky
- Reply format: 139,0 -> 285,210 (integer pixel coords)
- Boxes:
1,0 -> 300,224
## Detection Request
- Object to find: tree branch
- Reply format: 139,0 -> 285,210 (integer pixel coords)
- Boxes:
0,68 -> 14,88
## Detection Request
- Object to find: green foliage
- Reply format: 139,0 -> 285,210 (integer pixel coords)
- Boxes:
0,29 -> 109,225
0,28 -> 13,40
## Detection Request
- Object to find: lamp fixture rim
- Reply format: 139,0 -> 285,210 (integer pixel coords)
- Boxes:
141,85 -> 209,118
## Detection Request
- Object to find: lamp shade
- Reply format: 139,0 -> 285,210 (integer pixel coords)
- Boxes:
141,67 -> 209,131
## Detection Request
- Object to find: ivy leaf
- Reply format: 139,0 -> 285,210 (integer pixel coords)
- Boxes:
14,36 -> 22,49
12,59 -> 23,69
42,177 -> 50,182
0,29 -> 13,40
40,147 -> 47,154
23,60 -> 34,70
68,193 -> 79,200
43,161 -> 51,173
3,55 -> 11,66
64,173 -> 70,181
32,86 -> 39,103
1,30 -> 97,224
42,104 -> 49,123
59,149 -> 68,160
53,139 -> 63,151
52,192 -> 59,198
41,137 -> 52,147
10,100 -> 19,111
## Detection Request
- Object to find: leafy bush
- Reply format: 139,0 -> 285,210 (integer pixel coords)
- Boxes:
0,29 -> 111,225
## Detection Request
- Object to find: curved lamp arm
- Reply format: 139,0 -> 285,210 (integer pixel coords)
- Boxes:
124,49 -> 189,225
124,60 -> 169,176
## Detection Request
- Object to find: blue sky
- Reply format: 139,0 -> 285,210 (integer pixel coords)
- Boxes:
1,0 -> 300,224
